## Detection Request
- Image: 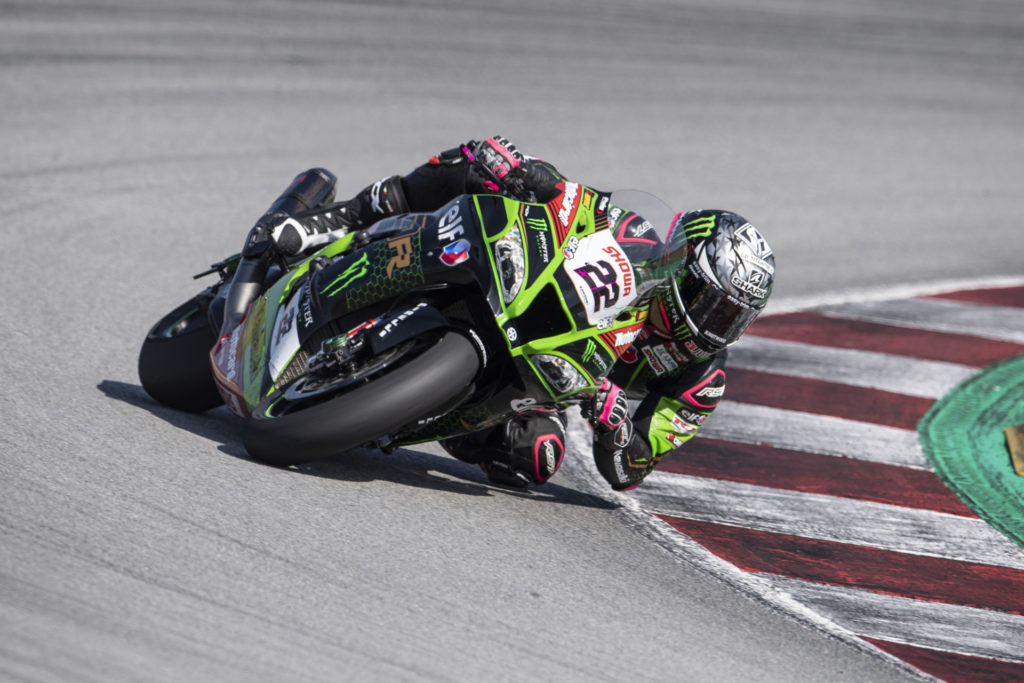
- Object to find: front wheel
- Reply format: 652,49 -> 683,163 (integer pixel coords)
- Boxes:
138,296 -> 222,413
242,332 -> 479,466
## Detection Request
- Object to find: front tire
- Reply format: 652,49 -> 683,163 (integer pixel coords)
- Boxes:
243,332 -> 479,466
138,297 -> 222,413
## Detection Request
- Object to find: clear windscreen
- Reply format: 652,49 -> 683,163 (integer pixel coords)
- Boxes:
608,189 -> 676,242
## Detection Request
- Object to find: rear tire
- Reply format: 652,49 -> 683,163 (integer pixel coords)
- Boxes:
138,297 -> 222,413
243,332 -> 479,466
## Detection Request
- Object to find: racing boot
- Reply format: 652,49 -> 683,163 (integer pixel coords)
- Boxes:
271,174 -> 411,257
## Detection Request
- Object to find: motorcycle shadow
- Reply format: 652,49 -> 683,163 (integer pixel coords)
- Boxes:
98,380 -> 615,509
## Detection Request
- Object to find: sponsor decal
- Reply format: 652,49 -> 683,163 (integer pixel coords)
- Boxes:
597,195 -> 609,213
600,322 -> 645,358
704,328 -> 728,346
274,299 -> 296,347
666,433 -> 685,448
682,372 -> 726,413
535,230 -> 551,263
541,440 -> 556,473
643,346 -> 666,375
438,204 -> 465,242
386,236 -> 413,277
671,414 -> 698,434
562,235 -> 580,260
300,292 -> 314,329
441,239 -> 470,266
666,342 -> 688,365
608,207 -> 623,226
697,384 -> 725,398
653,345 -> 678,373
613,452 -> 629,482
735,222 -> 773,258
614,419 -> 633,448
677,409 -> 707,425
321,252 -> 369,297
634,220 -> 654,238
377,302 -> 428,339
506,326 -> 518,343
582,189 -> 594,210
224,325 -> 242,381
739,251 -> 775,275
684,339 -> 711,359
614,327 -> 642,348
563,231 -> 638,327
269,292 -> 303,380
556,182 -> 580,227
346,319 -> 378,338
732,272 -> 768,300
525,216 -> 549,231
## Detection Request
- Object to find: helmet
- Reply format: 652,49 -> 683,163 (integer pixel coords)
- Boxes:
658,210 -> 774,357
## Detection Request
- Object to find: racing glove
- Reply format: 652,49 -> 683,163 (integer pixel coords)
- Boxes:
583,379 -> 652,491
468,136 -> 562,202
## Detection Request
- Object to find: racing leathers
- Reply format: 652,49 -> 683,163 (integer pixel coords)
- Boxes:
262,138 -> 728,491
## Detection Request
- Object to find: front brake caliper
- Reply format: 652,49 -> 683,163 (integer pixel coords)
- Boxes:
307,334 -> 366,380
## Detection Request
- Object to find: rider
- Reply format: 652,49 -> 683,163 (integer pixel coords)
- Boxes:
230,137 -> 775,491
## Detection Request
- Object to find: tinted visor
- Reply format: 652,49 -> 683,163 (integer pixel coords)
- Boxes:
674,267 -> 758,348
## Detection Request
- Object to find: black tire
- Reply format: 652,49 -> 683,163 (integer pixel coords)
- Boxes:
138,297 -> 223,413
243,332 -> 479,466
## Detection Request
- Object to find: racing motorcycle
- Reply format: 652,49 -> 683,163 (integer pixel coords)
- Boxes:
138,183 -> 672,468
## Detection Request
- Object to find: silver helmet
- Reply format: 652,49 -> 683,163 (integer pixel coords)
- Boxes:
662,210 -> 774,356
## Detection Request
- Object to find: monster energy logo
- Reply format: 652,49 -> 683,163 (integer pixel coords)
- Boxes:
682,215 -> 716,239
582,339 -> 597,362
321,252 -> 369,297
525,217 -> 548,231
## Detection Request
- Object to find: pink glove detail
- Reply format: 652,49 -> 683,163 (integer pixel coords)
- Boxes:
594,379 -> 629,431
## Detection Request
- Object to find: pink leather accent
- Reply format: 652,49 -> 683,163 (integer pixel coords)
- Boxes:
487,138 -> 521,168
681,368 -> 726,409
598,383 -> 624,426
533,434 -> 565,482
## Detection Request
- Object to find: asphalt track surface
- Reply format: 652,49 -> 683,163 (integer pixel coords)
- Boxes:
2,1 -> 1022,681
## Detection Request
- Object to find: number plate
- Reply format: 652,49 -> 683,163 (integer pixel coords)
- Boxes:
562,231 -> 638,328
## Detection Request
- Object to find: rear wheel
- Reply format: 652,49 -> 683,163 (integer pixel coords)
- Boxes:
243,331 -> 479,466
138,297 -> 222,413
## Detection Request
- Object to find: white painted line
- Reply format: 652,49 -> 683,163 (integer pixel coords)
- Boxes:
558,423 -> 925,679
639,473 -> 1024,571
765,275 -> 1024,316
771,575 -> 1024,663
728,336 -> 977,399
699,402 -> 931,469
819,298 -> 1024,343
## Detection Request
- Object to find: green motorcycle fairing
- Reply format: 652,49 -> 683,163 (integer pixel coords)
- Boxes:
230,187 -> 664,443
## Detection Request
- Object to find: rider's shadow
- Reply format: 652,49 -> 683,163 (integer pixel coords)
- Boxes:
98,380 -> 614,509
